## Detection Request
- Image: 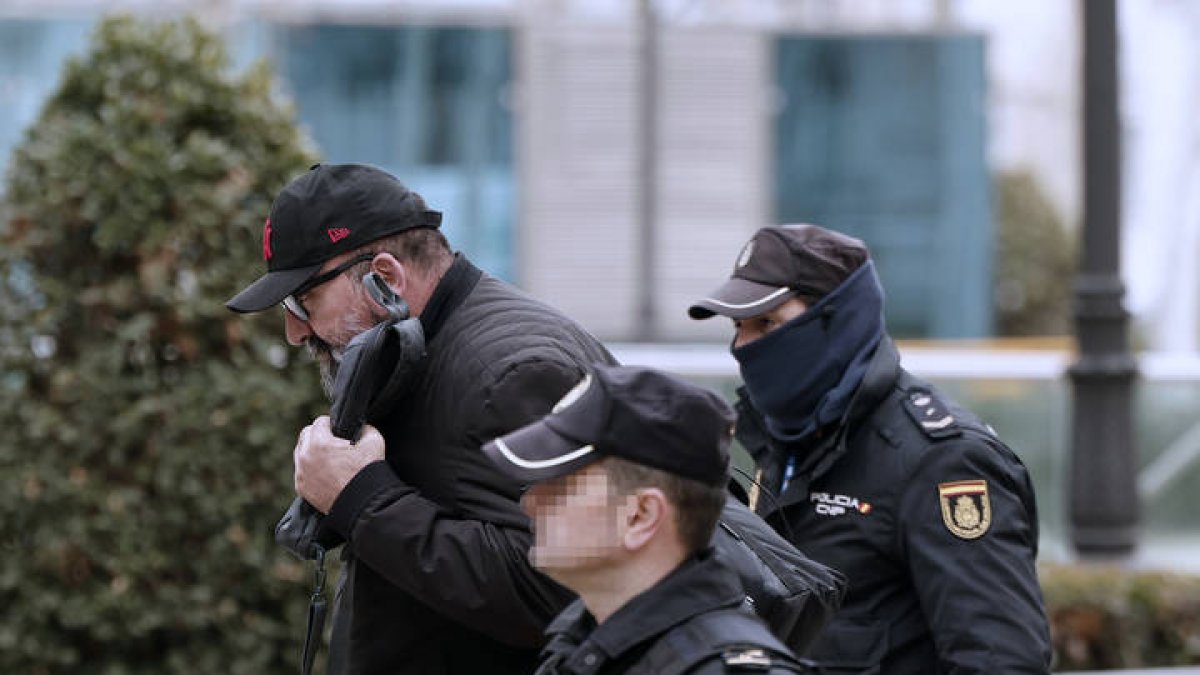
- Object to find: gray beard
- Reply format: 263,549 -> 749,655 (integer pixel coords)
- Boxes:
306,338 -> 339,401
305,304 -> 385,401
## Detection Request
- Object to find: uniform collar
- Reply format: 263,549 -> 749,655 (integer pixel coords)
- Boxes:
806,334 -> 900,472
847,334 -> 901,424
540,551 -> 744,674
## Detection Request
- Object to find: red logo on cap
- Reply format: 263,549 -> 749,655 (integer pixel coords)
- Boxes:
327,228 -> 351,244
263,218 -> 273,261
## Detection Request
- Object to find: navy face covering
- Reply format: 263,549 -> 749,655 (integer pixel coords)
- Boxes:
732,261 -> 886,443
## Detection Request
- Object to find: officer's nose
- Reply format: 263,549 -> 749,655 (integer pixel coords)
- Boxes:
284,310 -> 312,346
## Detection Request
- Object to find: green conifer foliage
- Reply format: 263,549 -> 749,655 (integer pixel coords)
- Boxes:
993,170 -> 1077,337
0,15 -> 326,673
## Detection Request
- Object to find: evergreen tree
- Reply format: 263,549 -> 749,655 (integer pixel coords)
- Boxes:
0,15 -> 326,673
993,170 -> 1077,337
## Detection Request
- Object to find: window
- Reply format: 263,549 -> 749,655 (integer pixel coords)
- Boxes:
270,25 -> 515,279
775,35 -> 991,338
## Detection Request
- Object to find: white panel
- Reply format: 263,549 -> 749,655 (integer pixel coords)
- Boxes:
654,28 -> 770,341
517,20 -> 641,340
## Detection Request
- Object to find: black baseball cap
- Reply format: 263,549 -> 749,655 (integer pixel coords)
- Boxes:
688,224 -> 869,320
226,163 -> 442,313
483,365 -> 735,487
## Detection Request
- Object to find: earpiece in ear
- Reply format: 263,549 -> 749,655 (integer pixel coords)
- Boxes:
362,272 -> 408,320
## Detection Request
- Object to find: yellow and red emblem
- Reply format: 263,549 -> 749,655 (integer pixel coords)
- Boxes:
937,479 -> 991,540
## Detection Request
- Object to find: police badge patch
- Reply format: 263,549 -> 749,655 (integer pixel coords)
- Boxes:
938,480 -> 991,539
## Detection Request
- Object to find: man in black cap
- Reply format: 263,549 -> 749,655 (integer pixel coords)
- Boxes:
227,163 -> 614,674
484,364 -> 805,675
688,224 -> 1052,674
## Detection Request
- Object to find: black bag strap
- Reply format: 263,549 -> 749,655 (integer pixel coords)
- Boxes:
729,466 -> 797,548
300,547 -> 328,675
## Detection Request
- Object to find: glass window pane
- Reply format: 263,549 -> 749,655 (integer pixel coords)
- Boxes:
774,35 -> 991,339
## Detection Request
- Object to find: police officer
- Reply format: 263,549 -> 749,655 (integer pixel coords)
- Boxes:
689,224 -> 1052,674
483,365 -> 807,675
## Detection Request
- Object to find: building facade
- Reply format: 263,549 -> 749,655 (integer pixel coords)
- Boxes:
3,0 -> 1146,345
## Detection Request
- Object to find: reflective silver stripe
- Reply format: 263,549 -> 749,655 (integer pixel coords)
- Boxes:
921,415 -> 956,430
493,438 -> 595,469
700,286 -> 792,310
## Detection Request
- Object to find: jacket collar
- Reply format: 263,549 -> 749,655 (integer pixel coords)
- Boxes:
540,550 -> 744,674
418,253 -> 483,343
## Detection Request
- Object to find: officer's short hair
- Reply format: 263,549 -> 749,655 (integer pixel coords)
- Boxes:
602,456 -> 726,555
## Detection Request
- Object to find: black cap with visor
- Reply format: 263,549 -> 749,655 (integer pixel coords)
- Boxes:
226,163 -> 441,314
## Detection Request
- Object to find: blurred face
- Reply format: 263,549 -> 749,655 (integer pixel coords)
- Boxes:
732,297 -> 808,349
520,464 -> 632,580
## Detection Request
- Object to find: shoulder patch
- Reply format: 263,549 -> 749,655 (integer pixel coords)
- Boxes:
938,480 -> 992,539
903,388 -> 961,439
721,647 -> 773,671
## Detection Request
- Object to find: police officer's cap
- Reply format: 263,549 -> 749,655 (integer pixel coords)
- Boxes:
689,224 -> 869,320
483,365 -> 734,487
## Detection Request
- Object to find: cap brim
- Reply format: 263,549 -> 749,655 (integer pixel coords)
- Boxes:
225,263 -> 323,313
687,278 -> 797,320
483,421 -> 600,485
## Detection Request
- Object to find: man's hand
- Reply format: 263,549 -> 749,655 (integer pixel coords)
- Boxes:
294,415 -> 385,514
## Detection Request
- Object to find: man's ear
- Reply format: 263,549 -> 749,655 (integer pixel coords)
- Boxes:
622,489 -> 670,552
368,253 -> 408,299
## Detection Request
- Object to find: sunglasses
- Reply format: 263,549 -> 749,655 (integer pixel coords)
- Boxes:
282,253 -> 375,322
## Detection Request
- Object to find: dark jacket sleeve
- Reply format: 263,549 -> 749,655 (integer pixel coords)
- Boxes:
323,359 -> 584,647
896,432 -> 1052,674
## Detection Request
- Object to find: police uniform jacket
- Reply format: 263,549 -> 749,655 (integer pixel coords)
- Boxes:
738,337 -> 1052,674
535,549 -> 804,675
321,254 -> 616,675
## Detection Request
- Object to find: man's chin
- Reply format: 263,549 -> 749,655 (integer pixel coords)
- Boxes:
304,310 -> 376,399
529,548 -> 560,578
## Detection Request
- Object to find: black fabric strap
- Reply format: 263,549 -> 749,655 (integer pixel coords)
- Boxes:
300,547 -> 328,675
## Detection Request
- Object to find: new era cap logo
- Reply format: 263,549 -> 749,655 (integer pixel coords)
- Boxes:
327,228 -> 351,243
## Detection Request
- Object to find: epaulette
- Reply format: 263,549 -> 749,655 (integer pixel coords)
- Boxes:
902,388 -> 962,439
721,647 -> 773,671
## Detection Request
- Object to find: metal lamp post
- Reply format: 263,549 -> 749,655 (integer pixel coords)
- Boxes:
1068,0 -> 1139,557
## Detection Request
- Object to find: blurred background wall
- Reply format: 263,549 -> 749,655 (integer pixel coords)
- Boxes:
0,0 -> 1067,341
2,0 -> 1196,348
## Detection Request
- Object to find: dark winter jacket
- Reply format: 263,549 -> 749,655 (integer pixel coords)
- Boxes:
322,254 -> 616,674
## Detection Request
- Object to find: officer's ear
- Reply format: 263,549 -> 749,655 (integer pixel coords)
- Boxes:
621,488 -> 670,552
